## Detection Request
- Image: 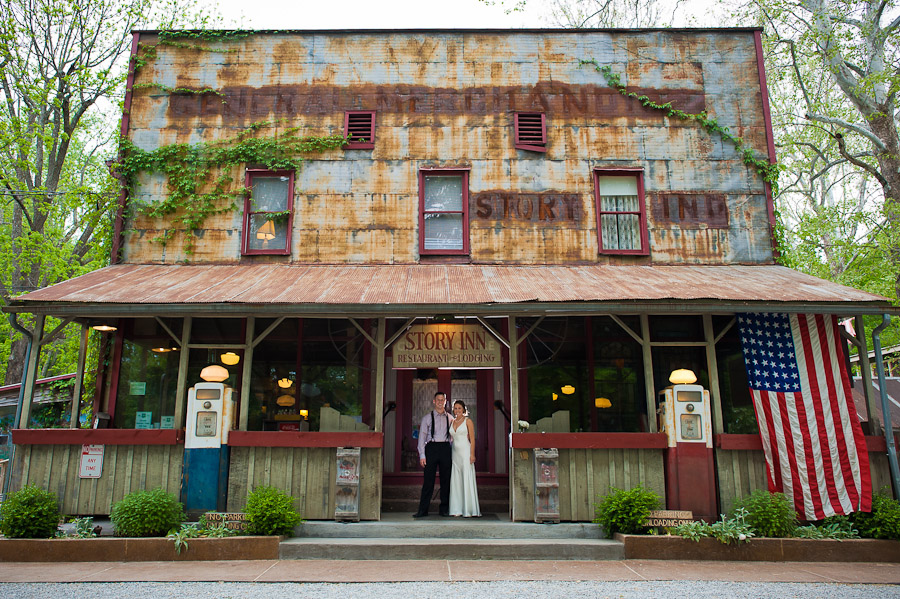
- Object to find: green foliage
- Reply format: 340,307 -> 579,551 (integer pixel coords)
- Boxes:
110,488 -> 185,537
581,59 -> 779,192
69,517 -> 99,539
244,486 -> 303,536
732,490 -> 798,538
166,514 -> 240,554
116,125 -> 347,254
0,485 -> 60,538
852,493 -> 900,540
794,516 -> 859,539
708,508 -> 755,544
670,520 -> 711,542
593,484 -> 660,535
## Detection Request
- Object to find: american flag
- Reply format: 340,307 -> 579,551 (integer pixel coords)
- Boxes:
737,313 -> 871,520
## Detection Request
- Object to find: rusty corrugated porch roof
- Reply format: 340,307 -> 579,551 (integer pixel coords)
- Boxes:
6,264 -> 894,318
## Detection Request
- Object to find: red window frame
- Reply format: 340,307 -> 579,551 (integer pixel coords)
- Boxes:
593,168 -> 649,256
418,169 -> 470,256
344,111 -> 375,150
241,169 -> 294,256
514,112 -> 547,152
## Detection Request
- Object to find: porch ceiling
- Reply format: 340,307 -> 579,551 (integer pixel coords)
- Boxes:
4,263 -> 895,317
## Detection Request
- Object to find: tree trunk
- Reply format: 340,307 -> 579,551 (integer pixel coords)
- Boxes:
870,110 -> 900,300
4,336 -> 28,386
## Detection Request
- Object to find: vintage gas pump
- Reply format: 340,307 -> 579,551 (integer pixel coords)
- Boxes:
182,382 -> 235,514
657,381 -> 717,521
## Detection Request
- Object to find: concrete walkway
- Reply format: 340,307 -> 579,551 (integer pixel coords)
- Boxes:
0,560 -> 898,584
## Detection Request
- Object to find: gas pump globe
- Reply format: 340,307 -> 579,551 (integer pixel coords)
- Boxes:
657,381 -> 717,522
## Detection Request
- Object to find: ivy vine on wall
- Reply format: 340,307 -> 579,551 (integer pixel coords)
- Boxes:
580,59 -> 780,193
119,31 -> 348,255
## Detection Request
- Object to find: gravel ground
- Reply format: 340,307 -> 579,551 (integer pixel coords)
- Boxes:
0,581 -> 897,598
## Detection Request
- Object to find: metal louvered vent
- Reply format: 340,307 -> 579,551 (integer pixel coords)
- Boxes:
514,112 -> 547,152
345,111 -> 375,149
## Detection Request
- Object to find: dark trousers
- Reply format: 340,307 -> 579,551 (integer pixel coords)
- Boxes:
417,441 -> 451,515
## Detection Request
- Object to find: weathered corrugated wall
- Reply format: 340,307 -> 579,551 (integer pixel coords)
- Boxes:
124,30 -> 773,266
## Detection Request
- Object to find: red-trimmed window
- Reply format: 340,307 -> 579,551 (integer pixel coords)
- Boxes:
419,169 -> 469,256
345,111 -> 375,149
593,169 -> 648,255
514,112 -> 547,152
242,170 -> 293,256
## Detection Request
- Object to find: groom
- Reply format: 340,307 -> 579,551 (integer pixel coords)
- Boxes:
413,391 -> 452,518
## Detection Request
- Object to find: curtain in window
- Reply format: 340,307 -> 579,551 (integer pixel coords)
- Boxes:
600,194 -> 639,250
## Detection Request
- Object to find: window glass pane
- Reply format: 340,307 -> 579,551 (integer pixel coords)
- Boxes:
247,319 -> 299,432
714,321 -> 758,434
191,318 -> 243,344
592,316 -> 647,432
649,316 -> 705,342
251,176 -> 289,211
601,214 -> 639,250
423,176 -> 463,211
247,214 -> 288,251
424,213 -> 463,250
113,319 -> 180,429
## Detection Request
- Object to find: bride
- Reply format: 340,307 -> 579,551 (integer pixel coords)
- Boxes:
449,400 -> 481,517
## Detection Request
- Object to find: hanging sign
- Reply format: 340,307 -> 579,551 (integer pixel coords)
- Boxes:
79,444 -> 104,478
392,324 -> 502,369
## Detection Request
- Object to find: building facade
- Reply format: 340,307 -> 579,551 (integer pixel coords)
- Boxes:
6,29 -> 895,522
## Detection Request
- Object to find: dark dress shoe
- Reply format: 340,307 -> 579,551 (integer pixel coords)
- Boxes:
440,512 -> 450,517
412,512 -> 428,518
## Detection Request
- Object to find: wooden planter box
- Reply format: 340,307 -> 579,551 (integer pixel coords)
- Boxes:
618,533 -> 900,562
0,536 -> 280,562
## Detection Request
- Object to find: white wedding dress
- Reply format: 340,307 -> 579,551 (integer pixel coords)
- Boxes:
449,417 -> 481,517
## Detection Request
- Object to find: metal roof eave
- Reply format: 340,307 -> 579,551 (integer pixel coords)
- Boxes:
5,298 -> 896,319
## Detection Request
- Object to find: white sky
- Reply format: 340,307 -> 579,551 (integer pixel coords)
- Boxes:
211,0 -> 550,29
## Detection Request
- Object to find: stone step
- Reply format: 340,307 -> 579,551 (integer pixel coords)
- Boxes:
279,537 -> 623,560
296,514 -> 603,539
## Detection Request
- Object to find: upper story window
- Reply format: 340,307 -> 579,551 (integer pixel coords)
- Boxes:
594,169 -> 648,255
514,112 -> 547,152
419,169 -> 469,256
345,111 -> 375,149
242,170 -> 293,256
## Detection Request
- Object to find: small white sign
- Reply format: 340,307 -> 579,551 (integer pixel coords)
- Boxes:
160,415 -> 174,429
79,444 -> 104,478
129,381 -> 146,395
135,411 -> 152,429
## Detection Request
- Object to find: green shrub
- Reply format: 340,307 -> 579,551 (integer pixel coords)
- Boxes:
244,486 -> 302,536
593,484 -> 660,536
732,490 -> 798,538
708,508 -> 755,544
110,488 -> 185,537
0,485 -> 60,538
852,494 -> 900,540
671,520 -> 711,542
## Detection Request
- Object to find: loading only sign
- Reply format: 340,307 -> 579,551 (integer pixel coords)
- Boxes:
79,444 -> 104,478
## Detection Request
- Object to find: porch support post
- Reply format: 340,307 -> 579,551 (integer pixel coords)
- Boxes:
507,315 -> 519,521
239,317 -> 255,432
704,314 -> 725,434
640,314 -> 657,433
374,318 -> 386,433
854,315 -> 882,434
69,323 -> 90,428
18,314 -> 45,428
174,316 -> 192,430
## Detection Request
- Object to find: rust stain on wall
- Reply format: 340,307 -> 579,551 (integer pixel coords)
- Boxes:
166,82 -> 706,122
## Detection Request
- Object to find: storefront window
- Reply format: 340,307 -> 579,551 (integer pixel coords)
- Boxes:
113,318 -> 182,429
714,316 -> 757,434
248,318 -> 371,432
592,316 -> 647,432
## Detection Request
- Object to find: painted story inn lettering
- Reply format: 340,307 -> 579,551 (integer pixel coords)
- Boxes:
473,192 -> 581,223
393,324 -> 502,369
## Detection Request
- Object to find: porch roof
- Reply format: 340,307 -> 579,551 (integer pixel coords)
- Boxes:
5,263 -> 894,317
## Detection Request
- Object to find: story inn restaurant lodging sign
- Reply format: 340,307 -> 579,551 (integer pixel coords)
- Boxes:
3,29 -> 899,524
393,324 -> 502,369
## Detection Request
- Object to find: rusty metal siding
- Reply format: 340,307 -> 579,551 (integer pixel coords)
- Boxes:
123,30 -> 774,266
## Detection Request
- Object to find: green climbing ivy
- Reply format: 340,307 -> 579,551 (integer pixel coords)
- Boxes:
580,59 -> 780,193
116,124 -> 347,254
